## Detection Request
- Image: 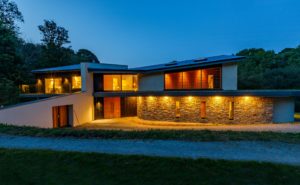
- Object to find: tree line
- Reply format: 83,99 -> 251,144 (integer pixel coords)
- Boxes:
1,0 -> 300,106
0,0 -> 99,105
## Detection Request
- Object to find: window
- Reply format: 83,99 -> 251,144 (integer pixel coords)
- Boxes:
72,76 -> 81,89
104,75 -> 121,91
45,78 -> 62,94
20,85 -> 29,93
183,70 -> 201,89
122,75 -> 138,91
103,75 -> 138,91
165,72 -> 182,89
200,101 -> 206,119
175,100 -> 180,118
165,67 -> 221,90
229,101 -> 234,120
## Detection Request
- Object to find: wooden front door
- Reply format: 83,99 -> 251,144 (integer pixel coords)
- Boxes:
52,105 -> 69,128
104,97 -> 120,119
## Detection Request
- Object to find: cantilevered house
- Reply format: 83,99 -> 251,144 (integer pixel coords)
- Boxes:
0,55 -> 299,128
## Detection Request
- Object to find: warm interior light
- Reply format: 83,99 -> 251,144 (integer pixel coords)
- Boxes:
37,79 -> 42,85
96,101 -> 102,110
72,76 -> 81,89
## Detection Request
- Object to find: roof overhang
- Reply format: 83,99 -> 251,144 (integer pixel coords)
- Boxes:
131,57 -> 244,74
94,90 -> 300,97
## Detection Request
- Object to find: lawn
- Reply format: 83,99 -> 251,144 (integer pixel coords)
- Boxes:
0,148 -> 299,185
1,123 -> 300,143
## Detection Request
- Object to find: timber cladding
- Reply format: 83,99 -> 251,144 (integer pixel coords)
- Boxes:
137,96 -> 273,124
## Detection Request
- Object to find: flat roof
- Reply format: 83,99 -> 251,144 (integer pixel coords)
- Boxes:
130,55 -> 245,73
94,90 -> 300,97
32,63 -> 128,73
32,55 -> 244,74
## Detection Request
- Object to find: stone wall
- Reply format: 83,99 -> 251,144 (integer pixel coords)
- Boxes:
137,96 -> 273,124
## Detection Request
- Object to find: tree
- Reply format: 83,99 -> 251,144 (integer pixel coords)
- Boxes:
76,49 -> 100,63
37,20 -> 75,68
38,20 -> 70,48
0,78 -> 19,105
0,0 -> 23,30
0,21 -> 24,84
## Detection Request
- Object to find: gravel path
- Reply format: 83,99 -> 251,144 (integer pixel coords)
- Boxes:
0,134 -> 300,165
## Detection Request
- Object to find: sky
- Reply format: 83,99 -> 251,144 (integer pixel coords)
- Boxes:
14,0 -> 300,67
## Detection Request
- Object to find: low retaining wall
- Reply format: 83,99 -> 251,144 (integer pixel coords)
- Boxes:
0,93 -> 94,128
137,96 -> 274,124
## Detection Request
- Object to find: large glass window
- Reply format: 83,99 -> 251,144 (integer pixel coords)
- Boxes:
45,78 -> 62,94
72,76 -> 81,89
165,72 -> 182,89
104,75 -> 121,91
165,67 -> 221,90
183,70 -> 201,89
104,75 -> 138,91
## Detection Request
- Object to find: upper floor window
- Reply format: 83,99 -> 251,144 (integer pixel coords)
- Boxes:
103,74 -> 138,91
165,67 -> 221,90
45,78 -> 62,94
72,76 -> 81,89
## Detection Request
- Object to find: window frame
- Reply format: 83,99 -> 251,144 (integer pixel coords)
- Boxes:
103,74 -> 138,92
164,65 -> 222,91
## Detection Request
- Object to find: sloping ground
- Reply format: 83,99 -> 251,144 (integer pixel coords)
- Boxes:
0,134 -> 300,165
0,93 -> 93,128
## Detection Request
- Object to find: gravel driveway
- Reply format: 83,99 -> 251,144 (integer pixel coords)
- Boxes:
0,134 -> 300,165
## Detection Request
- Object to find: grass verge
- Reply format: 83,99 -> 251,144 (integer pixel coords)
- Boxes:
1,123 -> 300,143
0,148 -> 300,185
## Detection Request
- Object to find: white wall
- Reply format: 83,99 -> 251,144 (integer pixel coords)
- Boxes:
0,63 -> 95,128
81,63 -> 94,94
222,63 -> 237,90
138,72 -> 164,91
273,98 -> 295,123
0,93 -> 94,128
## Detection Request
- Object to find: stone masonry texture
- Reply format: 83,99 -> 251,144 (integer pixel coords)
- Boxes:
137,96 -> 273,124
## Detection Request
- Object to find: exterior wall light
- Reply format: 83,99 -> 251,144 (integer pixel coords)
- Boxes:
96,102 -> 102,110
244,96 -> 250,100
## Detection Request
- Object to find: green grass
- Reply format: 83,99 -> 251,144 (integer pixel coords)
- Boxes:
1,123 -> 300,143
0,148 -> 299,185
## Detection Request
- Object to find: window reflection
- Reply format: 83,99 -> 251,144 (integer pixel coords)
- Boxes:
104,75 -> 138,91
45,78 -> 62,94
165,67 -> 221,90
72,76 -> 82,89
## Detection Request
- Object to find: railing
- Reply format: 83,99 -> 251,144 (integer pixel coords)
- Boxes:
19,84 -> 81,95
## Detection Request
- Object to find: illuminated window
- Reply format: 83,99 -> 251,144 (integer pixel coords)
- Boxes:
104,75 -> 121,91
165,72 -> 182,89
201,68 -> 221,89
104,74 -> 138,91
72,76 -> 81,89
20,85 -> 29,93
45,78 -> 62,94
122,75 -> 138,91
165,67 -> 221,90
175,100 -> 180,118
183,70 -> 201,89
229,101 -> 234,120
200,101 -> 206,119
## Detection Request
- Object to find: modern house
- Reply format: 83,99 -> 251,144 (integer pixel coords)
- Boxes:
0,55 -> 299,128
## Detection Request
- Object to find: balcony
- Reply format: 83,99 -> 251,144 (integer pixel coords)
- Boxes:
20,76 -> 82,97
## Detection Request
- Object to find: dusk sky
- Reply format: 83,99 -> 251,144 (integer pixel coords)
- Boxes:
14,0 -> 300,67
